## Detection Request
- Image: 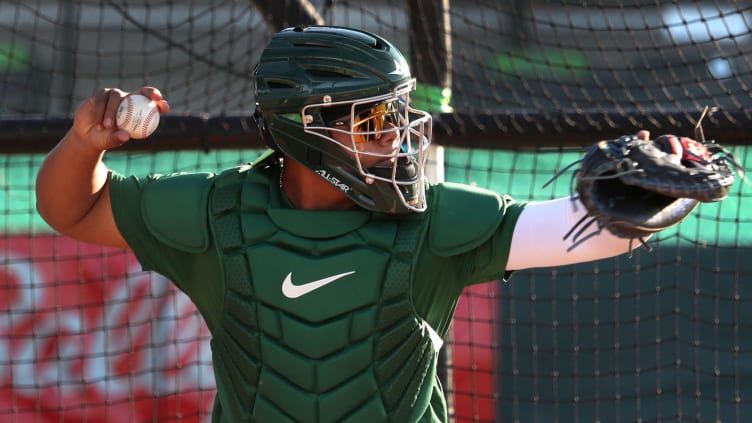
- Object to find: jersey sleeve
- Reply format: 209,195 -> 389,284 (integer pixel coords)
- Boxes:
108,171 -> 223,319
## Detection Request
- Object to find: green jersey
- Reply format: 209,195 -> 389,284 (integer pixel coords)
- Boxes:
110,162 -> 524,422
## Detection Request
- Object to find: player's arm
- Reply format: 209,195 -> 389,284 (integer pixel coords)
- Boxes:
35,86 -> 169,249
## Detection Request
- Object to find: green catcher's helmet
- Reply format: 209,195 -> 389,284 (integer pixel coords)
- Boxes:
253,26 -> 432,214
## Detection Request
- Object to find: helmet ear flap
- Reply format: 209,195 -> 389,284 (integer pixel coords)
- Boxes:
253,107 -> 278,151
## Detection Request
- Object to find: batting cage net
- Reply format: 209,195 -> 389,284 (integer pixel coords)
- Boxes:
1,1 -> 751,422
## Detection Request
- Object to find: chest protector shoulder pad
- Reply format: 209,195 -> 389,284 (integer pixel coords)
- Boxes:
427,182 -> 506,257
141,171 -> 217,253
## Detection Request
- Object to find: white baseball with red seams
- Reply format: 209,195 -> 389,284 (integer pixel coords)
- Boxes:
116,94 -> 160,139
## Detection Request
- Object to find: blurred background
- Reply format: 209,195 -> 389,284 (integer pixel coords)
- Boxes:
1,1 -> 751,422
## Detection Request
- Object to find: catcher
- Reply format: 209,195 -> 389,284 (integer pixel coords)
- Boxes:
35,25 -> 738,423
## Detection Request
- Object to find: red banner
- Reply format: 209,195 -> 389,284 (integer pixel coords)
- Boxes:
1,235 -> 215,422
1,234 -> 495,422
452,284 -> 499,423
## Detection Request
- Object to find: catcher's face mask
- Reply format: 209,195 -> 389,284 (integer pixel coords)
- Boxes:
303,81 -> 432,213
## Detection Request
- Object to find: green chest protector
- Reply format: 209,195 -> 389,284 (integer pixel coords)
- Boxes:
207,164 -> 440,423
137,158 -> 509,423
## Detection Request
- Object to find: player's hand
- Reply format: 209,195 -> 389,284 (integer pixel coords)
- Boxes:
71,86 -> 169,151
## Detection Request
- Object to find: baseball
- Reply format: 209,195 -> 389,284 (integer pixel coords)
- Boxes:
116,94 -> 160,139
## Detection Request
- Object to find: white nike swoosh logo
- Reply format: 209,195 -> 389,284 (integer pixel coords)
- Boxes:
281,271 -> 355,299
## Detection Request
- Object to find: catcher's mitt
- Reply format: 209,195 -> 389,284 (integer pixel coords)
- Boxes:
548,132 -> 742,252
